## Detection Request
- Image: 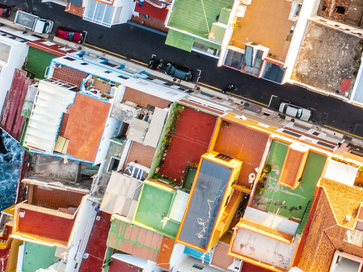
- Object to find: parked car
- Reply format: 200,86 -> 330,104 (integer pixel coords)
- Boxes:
279,102 -> 312,121
0,4 -> 10,18
165,63 -> 193,81
56,26 -> 85,43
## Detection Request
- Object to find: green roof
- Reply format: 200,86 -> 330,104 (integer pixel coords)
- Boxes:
209,23 -> 226,42
253,140 -> 326,220
132,181 -> 180,238
218,7 -> 231,25
22,242 -> 59,272
165,29 -> 195,52
26,47 -> 58,79
167,0 -> 233,37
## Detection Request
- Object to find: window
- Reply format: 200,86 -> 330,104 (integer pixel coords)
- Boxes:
345,229 -> 363,246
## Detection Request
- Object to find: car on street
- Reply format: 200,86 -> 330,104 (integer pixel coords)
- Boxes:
165,63 -> 193,81
278,102 -> 311,121
56,26 -> 85,43
0,4 -> 11,18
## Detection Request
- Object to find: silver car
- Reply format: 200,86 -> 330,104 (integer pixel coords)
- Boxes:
279,102 -> 311,121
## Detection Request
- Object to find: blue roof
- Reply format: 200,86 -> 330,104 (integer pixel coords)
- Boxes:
179,159 -> 231,249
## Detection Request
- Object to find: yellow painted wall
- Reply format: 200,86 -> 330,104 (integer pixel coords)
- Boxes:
7,239 -> 23,272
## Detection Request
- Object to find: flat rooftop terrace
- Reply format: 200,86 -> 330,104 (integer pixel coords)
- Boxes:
231,0 -> 295,62
133,182 -> 179,238
292,22 -> 359,96
160,106 -> 217,182
213,120 -> 269,188
253,140 -> 326,220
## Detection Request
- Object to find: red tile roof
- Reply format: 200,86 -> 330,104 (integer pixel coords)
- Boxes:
0,69 -> 34,141
298,178 -> 363,271
27,40 -> 77,57
64,94 -> 110,162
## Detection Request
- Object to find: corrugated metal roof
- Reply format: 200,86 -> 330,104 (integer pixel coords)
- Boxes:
23,81 -> 76,152
167,0 -> 233,37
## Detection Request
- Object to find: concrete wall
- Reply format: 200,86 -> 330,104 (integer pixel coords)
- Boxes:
94,116 -> 121,165
66,196 -> 98,272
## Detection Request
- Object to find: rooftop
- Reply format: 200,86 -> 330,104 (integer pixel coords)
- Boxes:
15,207 -> 75,246
253,140 -> 326,220
25,155 -> 95,190
123,86 -> 172,109
231,0 -> 295,62
63,93 -> 110,163
178,158 -> 232,249
297,178 -> 363,271
318,0 -> 363,29
26,42 -> 71,79
134,1 -> 169,21
159,105 -> 218,182
107,217 -> 164,262
133,181 -> 180,238
230,226 -> 299,270
22,242 -> 59,272
213,119 -> 270,188
167,0 -> 234,38
126,141 -> 156,169
79,212 -> 111,272
291,22 -> 359,97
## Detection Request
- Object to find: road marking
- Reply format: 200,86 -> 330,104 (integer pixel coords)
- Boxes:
130,59 -> 148,66
198,82 -> 222,91
198,82 -> 269,107
324,125 -> 363,140
234,94 -> 269,107
83,43 -> 127,59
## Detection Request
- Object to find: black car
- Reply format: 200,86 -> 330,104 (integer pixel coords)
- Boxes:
165,63 -> 193,81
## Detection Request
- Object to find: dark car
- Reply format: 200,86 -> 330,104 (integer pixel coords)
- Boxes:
0,4 -> 11,18
56,26 -> 85,43
165,63 -> 193,81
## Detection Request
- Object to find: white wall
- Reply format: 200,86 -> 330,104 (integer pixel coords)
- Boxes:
66,196 -> 98,272
111,0 -> 134,24
0,40 -> 29,112
94,116 -> 121,165
170,243 -> 189,272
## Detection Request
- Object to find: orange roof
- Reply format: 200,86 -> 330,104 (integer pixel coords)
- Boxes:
278,147 -> 309,189
297,178 -> 363,271
64,94 -> 110,162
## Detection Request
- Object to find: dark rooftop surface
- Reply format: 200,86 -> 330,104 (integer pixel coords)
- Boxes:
178,159 -> 231,249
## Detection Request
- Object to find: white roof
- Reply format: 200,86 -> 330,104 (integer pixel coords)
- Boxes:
324,159 -> 358,186
144,107 -> 168,148
100,171 -> 142,218
231,228 -> 299,270
23,81 -> 76,152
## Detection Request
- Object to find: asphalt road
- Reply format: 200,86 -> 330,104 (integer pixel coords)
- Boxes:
4,0 -> 363,138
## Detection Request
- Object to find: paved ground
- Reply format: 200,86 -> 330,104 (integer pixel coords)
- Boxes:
5,0 -> 363,138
